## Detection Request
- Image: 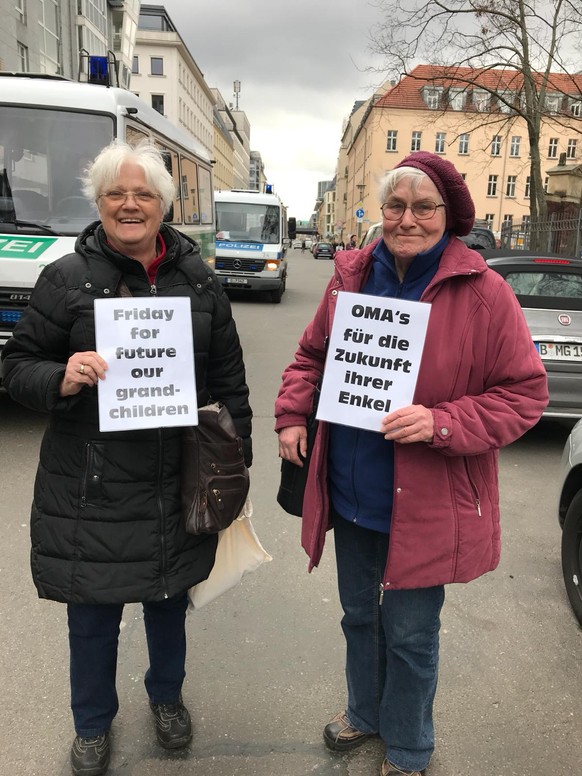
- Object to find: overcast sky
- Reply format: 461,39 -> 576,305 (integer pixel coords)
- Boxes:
161,0 -> 387,220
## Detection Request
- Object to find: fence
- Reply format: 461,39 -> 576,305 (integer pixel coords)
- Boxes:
500,212 -> 582,257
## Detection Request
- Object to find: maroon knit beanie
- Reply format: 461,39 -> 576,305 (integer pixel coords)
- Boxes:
395,152 -> 475,236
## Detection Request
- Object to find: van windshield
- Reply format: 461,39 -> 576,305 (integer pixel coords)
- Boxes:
215,202 -> 280,243
0,106 -> 113,233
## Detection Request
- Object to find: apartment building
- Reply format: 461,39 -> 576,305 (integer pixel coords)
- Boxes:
0,0 -> 139,88
132,5 -> 215,156
342,65 -> 582,238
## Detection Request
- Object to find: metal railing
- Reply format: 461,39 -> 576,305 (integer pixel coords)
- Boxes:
500,212 -> 582,257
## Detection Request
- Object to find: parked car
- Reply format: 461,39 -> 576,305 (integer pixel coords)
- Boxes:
313,241 -> 335,260
482,249 -> 582,419
557,419 -> 582,624
292,239 -> 302,249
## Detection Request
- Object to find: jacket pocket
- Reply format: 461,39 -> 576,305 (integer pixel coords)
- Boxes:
462,456 -> 482,517
81,442 -> 105,508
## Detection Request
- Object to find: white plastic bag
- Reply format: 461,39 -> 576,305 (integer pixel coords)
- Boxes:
188,498 -> 272,610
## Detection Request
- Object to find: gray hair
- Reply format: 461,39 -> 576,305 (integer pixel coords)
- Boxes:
82,140 -> 175,215
378,166 -> 441,204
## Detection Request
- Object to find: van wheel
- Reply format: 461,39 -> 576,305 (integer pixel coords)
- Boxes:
270,285 -> 283,303
561,489 -> 582,625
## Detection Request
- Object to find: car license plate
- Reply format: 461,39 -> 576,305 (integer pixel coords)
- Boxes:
226,277 -> 248,285
536,342 -> 582,361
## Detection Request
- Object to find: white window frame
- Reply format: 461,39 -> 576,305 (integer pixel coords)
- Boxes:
386,130 -> 398,152
458,133 -> 469,155
491,135 -> 501,156
548,138 -> 558,159
506,175 -> 517,198
449,89 -> 465,111
411,131 -> 422,152
487,175 -> 498,196
524,176 -> 531,198
545,94 -> 560,114
473,90 -> 490,112
567,139 -> 577,160
509,136 -> 521,157
435,132 -> 446,154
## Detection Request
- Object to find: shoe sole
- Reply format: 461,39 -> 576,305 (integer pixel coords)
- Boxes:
323,730 -> 372,752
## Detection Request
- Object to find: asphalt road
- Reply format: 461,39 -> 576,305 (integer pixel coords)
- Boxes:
1,248 -> 581,776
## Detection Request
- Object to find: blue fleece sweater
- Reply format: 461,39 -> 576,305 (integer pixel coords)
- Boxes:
328,233 -> 449,533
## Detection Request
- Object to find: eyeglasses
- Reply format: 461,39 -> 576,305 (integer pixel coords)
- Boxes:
99,190 -> 161,204
381,201 -> 446,220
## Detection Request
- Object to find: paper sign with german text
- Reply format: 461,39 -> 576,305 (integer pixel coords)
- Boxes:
94,297 -> 198,432
316,291 -> 431,432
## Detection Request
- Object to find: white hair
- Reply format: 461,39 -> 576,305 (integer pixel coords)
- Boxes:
378,166 -> 439,204
81,139 -> 175,215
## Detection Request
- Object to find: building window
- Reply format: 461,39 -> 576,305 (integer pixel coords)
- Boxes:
150,57 -> 164,76
386,130 -> 398,152
567,139 -> 577,159
545,94 -> 560,114
498,92 -> 513,113
491,135 -> 501,156
487,175 -> 498,196
423,89 -> 442,110
524,176 -> 530,198
458,134 -> 469,155
17,41 -> 29,71
485,214 -> 494,229
503,214 -> 513,229
548,138 -> 558,158
509,136 -> 521,157
449,89 -> 465,110
473,90 -> 490,112
411,131 -> 422,152
435,132 -> 446,154
544,176 -> 549,193
506,175 -> 517,197
132,55 -> 139,74
151,94 -> 164,114
15,0 -> 26,23
571,101 -> 582,117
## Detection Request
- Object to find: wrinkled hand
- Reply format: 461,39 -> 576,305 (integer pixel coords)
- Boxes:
278,425 -> 308,466
60,351 -> 108,397
380,404 -> 434,444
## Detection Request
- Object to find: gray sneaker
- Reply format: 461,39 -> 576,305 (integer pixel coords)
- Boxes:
381,758 -> 426,776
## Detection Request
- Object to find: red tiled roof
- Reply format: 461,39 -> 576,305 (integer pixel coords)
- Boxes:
375,64 -> 582,111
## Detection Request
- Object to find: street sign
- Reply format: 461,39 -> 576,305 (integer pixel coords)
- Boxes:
355,208 -> 365,218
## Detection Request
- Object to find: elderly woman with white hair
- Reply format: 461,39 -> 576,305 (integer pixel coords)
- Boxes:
275,152 -> 547,775
1,140 -> 252,776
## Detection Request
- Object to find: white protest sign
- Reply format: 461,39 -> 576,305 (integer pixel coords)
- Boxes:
94,297 -> 198,432
317,291 -> 431,432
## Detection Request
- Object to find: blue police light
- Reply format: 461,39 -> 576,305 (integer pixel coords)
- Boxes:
88,56 -> 109,85
265,184 -> 274,194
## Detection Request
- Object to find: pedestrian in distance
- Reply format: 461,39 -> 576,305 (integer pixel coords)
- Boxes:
1,140 -> 252,776
301,238 -> 306,253
347,233 -> 357,249
275,151 -> 548,775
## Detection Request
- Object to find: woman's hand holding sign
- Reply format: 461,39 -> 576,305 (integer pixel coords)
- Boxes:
381,404 -> 434,444
60,350 -> 108,397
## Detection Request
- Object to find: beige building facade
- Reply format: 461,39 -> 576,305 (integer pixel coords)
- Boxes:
340,65 -> 582,240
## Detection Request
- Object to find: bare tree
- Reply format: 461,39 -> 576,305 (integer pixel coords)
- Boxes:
370,0 -> 582,235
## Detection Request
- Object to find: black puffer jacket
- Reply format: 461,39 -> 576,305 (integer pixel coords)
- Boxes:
1,222 -> 252,605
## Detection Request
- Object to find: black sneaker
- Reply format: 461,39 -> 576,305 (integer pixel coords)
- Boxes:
70,732 -> 111,776
149,697 -> 192,749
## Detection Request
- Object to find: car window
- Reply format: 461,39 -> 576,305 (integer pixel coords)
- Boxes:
504,271 -> 582,298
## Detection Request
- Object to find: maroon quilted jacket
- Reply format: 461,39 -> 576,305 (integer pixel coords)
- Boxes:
275,236 -> 548,590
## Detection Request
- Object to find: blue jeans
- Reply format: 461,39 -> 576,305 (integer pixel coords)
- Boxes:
333,514 -> 445,773
67,592 -> 188,737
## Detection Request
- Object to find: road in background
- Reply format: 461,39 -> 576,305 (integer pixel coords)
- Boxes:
1,247 -> 580,776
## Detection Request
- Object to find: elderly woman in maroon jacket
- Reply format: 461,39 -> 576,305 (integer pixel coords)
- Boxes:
275,152 -> 548,776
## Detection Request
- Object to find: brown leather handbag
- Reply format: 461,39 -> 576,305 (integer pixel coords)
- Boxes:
182,403 -> 250,534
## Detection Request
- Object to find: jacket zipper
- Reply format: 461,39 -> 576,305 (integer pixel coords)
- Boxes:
81,442 -> 92,508
464,458 -> 482,517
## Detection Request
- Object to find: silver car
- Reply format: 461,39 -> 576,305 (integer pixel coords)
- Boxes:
557,419 -> 582,624
482,249 -> 582,419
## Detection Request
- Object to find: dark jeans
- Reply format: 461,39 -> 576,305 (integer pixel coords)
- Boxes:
67,591 -> 188,737
333,514 -> 445,773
